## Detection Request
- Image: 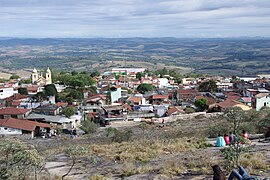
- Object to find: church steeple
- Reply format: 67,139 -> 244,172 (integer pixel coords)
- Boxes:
45,67 -> 52,85
30,67 -> 52,85
31,68 -> 38,84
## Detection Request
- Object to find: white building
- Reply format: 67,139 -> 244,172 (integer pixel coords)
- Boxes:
112,68 -> 145,74
0,87 -> 15,99
158,78 -> 169,88
110,86 -> 122,103
0,126 -> 22,135
254,93 -> 270,111
182,78 -> 196,85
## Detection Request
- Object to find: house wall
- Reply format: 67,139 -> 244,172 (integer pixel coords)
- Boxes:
153,105 -> 167,117
111,88 -> 121,103
158,78 -> 169,88
1,114 -> 26,119
0,126 -> 22,135
0,88 -> 15,99
256,95 -> 270,111
141,98 -> 146,105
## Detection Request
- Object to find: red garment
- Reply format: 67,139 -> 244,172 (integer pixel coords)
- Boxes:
224,135 -> 230,145
242,133 -> 249,139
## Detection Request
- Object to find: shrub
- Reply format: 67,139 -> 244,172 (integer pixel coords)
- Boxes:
184,107 -> 195,114
80,120 -> 98,134
62,107 -> 75,118
0,139 -> 43,179
105,128 -> 133,143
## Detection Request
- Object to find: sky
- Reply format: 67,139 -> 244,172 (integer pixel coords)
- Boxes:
0,0 -> 270,38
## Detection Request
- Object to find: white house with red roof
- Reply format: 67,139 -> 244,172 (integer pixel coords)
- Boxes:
0,107 -> 31,119
0,118 -> 50,137
0,87 -> 16,99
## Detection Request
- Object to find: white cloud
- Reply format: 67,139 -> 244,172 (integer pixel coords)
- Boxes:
0,0 -> 269,37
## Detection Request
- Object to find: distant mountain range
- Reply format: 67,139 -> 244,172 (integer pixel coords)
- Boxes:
0,37 -> 269,76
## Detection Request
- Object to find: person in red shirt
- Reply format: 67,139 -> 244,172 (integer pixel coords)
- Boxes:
223,133 -> 230,145
242,130 -> 249,139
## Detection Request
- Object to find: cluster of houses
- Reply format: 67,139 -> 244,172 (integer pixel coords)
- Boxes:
0,68 -> 80,138
85,68 -> 270,125
0,67 -> 270,137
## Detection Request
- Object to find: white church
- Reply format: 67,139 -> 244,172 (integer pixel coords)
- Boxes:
31,67 -> 52,85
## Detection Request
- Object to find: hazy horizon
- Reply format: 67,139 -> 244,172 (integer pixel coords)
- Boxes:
0,36 -> 269,39
1,0 -> 270,38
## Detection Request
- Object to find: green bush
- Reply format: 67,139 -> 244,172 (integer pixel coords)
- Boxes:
80,120 -> 98,134
184,107 -> 195,114
105,128 -> 133,143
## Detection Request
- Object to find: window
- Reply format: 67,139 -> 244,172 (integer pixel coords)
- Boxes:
11,115 -> 17,118
264,102 -> 267,106
4,128 -> 7,130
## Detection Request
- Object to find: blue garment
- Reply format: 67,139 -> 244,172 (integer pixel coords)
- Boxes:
228,166 -> 263,180
215,136 -> 226,147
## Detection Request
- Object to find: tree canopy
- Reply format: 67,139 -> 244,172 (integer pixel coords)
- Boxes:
198,80 -> 217,92
33,92 -> 46,102
136,72 -> 145,80
62,107 -> 75,118
57,72 -> 95,88
44,84 -> 58,96
137,83 -> 154,94
194,98 -> 208,112
9,74 -> 20,80
18,87 -> 28,95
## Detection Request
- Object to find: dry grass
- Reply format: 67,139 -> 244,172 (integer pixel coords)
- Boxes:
120,163 -> 157,177
159,160 -> 186,176
240,152 -> 270,175
88,137 -> 210,163
185,151 -> 222,175
89,174 -> 109,180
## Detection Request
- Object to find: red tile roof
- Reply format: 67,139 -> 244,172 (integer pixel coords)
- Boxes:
217,99 -> 243,110
205,97 -> 216,106
152,95 -> 168,99
27,86 -> 38,92
177,89 -> 199,94
4,94 -> 28,101
123,104 -> 132,111
55,102 -> 68,107
0,118 -> 50,131
166,107 -> 184,115
11,100 -> 21,107
127,97 -> 142,103
88,94 -> 106,100
239,97 -> 252,103
0,107 -> 31,115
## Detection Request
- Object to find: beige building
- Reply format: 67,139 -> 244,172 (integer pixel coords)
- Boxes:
31,67 -> 52,85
